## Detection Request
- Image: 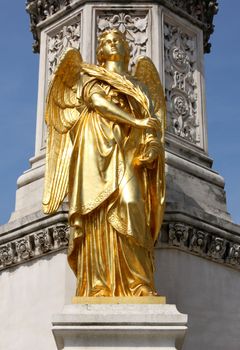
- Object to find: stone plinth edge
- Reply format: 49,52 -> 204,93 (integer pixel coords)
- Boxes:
52,303 -> 188,349
72,296 -> 166,304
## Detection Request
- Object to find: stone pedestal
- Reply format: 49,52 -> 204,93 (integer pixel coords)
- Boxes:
52,304 -> 187,350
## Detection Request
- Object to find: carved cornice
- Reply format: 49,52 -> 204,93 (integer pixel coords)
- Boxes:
161,0 -> 218,53
1,219 -> 240,272
26,0 -> 218,53
159,222 -> 240,269
0,223 -> 69,271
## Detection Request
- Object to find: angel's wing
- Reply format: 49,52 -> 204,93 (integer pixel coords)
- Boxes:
134,56 -> 166,241
43,48 -> 83,214
133,56 -> 166,132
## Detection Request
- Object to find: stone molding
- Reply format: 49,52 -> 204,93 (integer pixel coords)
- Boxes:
26,0 -> 218,53
52,304 -> 187,350
159,222 -> 240,269
1,215 -> 240,272
0,222 -> 69,271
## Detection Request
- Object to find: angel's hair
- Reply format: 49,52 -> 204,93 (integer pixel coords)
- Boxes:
96,29 -> 130,67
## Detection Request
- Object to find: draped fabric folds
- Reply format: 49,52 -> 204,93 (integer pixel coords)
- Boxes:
66,69 -> 165,296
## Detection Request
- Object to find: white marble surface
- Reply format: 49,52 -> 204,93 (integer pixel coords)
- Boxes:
52,303 -> 187,350
2,246 -> 240,350
0,252 -> 69,350
155,249 -> 240,350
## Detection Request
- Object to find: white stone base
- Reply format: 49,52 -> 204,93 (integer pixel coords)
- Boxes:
52,304 -> 187,350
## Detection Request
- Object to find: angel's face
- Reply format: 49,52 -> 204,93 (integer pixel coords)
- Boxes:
101,33 -> 126,62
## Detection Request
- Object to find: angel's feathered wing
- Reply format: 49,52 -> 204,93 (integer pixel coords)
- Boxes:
134,56 -> 166,241
134,56 -> 166,128
43,48 -> 83,214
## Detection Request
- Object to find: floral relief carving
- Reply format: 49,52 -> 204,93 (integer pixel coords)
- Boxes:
26,0 -> 218,54
48,20 -> 81,76
164,21 -> 199,144
97,11 -> 149,70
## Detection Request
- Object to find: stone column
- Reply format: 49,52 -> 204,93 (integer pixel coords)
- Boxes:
2,4 -> 240,350
12,0 -> 222,225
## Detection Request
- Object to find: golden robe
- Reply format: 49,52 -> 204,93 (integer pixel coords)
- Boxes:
67,67 -> 165,296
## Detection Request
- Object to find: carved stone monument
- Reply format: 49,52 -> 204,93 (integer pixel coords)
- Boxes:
1,1 -> 240,350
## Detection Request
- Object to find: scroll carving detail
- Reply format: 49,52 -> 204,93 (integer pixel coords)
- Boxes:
48,21 -> 81,76
164,22 -> 199,144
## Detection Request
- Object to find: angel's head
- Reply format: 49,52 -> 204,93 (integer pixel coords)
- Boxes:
96,29 -> 130,68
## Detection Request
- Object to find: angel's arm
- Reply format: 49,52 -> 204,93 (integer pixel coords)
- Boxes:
91,93 -> 160,130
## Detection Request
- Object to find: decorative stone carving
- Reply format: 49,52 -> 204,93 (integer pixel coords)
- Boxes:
161,222 -> 240,269
169,223 -> 189,247
34,229 -> 52,255
26,0 -> 218,54
207,236 -> 227,260
53,224 -> 69,249
15,237 -> 34,262
189,230 -> 208,254
0,223 -> 69,271
26,0 -> 73,51
1,220 -> 240,272
0,243 -> 16,268
48,20 -> 81,76
168,0 -> 218,53
227,243 -> 240,266
96,10 -> 149,69
164,21 -> 199,144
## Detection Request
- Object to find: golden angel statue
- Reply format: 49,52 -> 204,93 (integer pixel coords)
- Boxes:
43,29 -> 166,297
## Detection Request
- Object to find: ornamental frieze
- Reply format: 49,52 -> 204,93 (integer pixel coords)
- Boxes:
160,222 -> 240,268
0,223 -> 69,271
1,220 -> 240,272
26,0 -> 218,53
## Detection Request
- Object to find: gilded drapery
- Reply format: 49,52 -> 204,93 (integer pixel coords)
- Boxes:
66,67 -> 165,296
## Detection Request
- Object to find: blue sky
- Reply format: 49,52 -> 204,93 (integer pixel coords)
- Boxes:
0,1 -> 239,225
